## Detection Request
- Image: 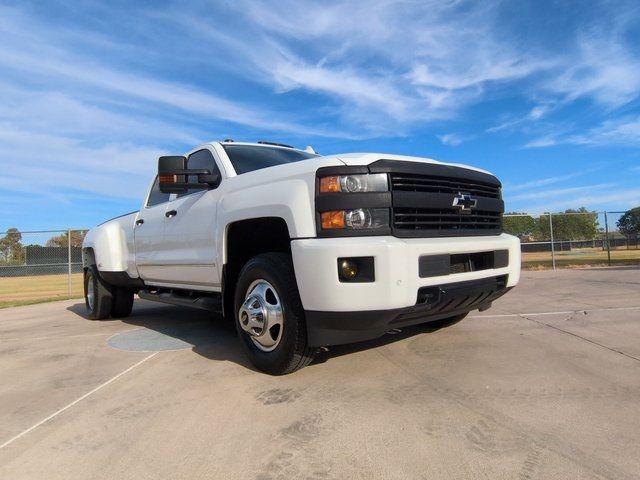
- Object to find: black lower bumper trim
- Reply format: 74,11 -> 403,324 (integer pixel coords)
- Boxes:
305,276 -> 511,347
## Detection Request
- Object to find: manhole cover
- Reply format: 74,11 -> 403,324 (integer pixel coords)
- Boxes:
108,325 -> 211,352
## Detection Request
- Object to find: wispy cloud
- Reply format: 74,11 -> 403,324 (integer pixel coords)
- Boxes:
1,1 -> 640,229
437,133 -> 472,146
508,184 -> 614,202
523,136 -> 558,148
170,0 -> 555,129
523,188 -> 640,213
487,104 -> 554,133
525,116 -> 640,148
546,10 -> 640,108
504,172 -> 593,192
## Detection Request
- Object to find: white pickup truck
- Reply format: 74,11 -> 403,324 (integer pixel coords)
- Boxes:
83,140 -> 520,374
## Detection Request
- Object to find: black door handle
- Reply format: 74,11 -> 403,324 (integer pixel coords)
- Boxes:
166,210 -> 177,218
136,219 -> 144,225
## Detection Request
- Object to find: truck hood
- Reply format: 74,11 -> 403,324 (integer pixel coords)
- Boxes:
331,152 -> 494,176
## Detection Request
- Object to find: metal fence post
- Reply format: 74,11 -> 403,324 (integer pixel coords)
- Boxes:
67,228 -> 72,297
548,213 -> 556,270
604,212 -> 611,266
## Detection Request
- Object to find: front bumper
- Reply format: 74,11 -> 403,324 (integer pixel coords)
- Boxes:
291,233 -> 520,346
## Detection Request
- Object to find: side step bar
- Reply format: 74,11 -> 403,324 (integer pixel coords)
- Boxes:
138,289 -> 222,312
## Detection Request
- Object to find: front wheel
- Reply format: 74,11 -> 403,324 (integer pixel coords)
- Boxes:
234,253 -> 315,375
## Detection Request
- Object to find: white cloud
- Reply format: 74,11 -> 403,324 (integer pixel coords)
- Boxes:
523,136 -> 558,148
508,184 -> 614,202
567,117 -> 640,146
186,0 -> 640,137
437,133 -> 470,146
504,172 -> 592,192
547,24 -> 640,108
488,104 -> 554,133
0,126 -> 162,200
521,188 -> 640,213
525,116 -> 640,148
174,0 -> 553,128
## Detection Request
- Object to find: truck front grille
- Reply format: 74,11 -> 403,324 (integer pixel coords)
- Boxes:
389,172 -> 503,237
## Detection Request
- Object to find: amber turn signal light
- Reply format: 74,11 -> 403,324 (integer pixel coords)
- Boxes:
319,176 -> 340,193
321,210 -> 345,229
159,174 -> 177,183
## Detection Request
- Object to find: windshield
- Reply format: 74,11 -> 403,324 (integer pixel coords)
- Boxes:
222,145 -> 318,175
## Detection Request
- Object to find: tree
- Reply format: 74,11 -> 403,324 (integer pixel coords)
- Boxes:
503,213 -> 536,238
617,207 -> 640,240
0,228 -> 25,264
536,208 -> 598,240
46,230 -> 86,248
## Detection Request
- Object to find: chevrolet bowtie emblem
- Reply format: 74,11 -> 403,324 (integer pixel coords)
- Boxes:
452,193 -> 478,213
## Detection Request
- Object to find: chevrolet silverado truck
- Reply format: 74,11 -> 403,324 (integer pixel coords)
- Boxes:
82,140 -> 520,374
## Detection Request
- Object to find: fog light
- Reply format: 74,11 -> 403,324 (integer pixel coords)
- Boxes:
337,257 -> 375,283
339,259 -> 358,280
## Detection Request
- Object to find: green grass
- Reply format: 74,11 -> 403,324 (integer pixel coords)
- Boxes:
522,248 -> 640,269
0,273 -> 84,308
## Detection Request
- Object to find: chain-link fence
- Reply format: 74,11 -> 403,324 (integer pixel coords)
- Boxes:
1,213 -> 638,307
0,229 -> 88,307
505,211 -> 640,269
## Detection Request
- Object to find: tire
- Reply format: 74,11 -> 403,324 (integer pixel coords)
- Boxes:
111,287 -> 134,318
429,312 -> 468,329
84,266 -> 113,320
234,252 -> 316,375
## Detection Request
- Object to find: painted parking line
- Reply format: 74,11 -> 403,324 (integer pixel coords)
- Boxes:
472,305 -> 640,318
0,352 -> 158,450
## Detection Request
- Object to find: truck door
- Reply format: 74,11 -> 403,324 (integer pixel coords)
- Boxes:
134,176 -> 171,283
161,148 -> 222,290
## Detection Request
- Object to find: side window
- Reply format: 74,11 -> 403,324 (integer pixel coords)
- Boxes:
177,149 -> 221,198
146,176 -> 170,207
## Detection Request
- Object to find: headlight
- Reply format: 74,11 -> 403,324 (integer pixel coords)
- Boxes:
321,208 -> 389,231
319,174 -> 388,193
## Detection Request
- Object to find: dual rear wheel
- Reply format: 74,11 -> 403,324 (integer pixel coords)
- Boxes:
84,266 -> 134,320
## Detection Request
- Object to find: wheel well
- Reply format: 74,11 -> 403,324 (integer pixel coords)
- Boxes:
223,217 -> 291,318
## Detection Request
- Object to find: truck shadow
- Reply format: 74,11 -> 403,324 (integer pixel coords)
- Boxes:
312,322 -> 447,365
66,300 -> 450,372
66,300 -> 256,371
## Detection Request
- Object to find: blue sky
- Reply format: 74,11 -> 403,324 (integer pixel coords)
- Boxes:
1,0 -> 639,231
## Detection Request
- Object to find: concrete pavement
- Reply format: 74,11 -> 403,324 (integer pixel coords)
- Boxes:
1,267 -> 639,479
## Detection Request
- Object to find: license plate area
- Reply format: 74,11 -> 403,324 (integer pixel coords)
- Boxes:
419,250 -> 508,278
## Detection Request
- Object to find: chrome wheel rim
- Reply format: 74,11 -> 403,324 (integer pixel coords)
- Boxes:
86,275 -> 95,310
238,280 -> 283,352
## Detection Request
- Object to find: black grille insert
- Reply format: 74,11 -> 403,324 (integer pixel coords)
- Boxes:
394,208 -> 502,232
391,174 -> 501,198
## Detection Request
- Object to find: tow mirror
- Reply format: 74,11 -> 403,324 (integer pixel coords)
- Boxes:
158,156 -> 187,194
158,156 -> 220,194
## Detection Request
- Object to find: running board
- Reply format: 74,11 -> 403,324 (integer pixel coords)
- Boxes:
138,289 -> 222,312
